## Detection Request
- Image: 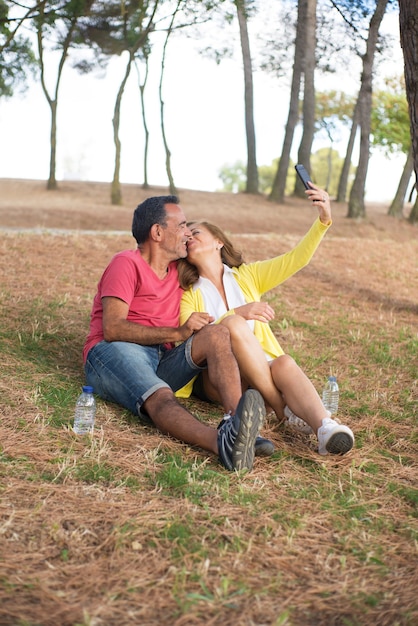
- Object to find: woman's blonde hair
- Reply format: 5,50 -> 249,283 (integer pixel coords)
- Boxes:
178,221 -> 245,290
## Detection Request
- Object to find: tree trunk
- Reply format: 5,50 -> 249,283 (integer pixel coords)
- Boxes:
325,143 -> 333,191
37,6 -> 78,191
337,100 -> 360,202
399,0 -> 418,224
236,0 -> 258,194
47,100 -> 58,190
347,0 -> 389,218
135,55 -> 150,189
111,51 -> 134,205
295,0 -> 317,198
408,194 -> 418,223
269,0 -> 305,203
388,146 -> 413,217
159,0 -> 183,196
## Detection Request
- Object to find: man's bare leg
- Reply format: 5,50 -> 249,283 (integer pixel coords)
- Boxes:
143,386 -> 265,470
145,324 -> 266,469
143,387 -> 218,452
190,323 -> 243,414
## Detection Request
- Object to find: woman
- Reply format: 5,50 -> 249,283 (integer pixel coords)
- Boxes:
176,183 -> 354,456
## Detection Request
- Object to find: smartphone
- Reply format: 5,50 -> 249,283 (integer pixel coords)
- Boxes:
295,164 -> 312,189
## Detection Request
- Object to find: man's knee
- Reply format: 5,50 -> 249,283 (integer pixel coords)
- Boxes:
192,324 -> 231,362
190,324 -> 233,366
144,387 -> 178,418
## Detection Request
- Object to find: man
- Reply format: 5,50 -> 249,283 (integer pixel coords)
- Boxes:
83,195 -> 271,471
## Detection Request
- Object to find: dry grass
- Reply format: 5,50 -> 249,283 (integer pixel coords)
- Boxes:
0,179 -> 417,626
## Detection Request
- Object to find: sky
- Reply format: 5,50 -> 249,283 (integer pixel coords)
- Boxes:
0,8 -> 408,203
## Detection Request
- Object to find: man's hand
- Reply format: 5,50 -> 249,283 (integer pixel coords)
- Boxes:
178,312 -> 214,340
234,302 -> 275,323
103,297 -> 212,345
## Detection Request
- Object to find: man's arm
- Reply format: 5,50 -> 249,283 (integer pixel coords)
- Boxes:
102,297 -> 212,345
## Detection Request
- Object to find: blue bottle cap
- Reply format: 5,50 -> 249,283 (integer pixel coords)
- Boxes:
328,376 -> 337,382
82,385 -> 94,393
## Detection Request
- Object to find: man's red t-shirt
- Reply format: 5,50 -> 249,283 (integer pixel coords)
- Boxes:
83,249 -> 182,363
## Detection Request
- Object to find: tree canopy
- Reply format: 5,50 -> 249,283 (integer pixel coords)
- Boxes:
1,0 -> 415,221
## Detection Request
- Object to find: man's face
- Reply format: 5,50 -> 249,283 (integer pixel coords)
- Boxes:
160,204 -> 192,261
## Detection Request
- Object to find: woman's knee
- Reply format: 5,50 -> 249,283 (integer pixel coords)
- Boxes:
220,314 -> 250,336
271,353 -> 298,376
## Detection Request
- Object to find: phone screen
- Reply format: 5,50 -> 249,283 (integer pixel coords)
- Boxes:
295,164 -> 312,189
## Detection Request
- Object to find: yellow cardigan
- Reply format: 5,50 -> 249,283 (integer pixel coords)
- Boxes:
176,217 -> 331,398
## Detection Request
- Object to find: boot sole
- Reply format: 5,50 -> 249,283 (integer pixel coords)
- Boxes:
232,390 -> 265,470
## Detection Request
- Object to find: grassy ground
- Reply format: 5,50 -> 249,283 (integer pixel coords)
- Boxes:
0,179 -> 417,626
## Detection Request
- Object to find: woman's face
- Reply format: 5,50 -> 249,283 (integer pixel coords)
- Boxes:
186,224 -> 223,263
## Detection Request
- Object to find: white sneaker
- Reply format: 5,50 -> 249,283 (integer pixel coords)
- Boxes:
317,417 -> 354,455
284,406 -> 313,435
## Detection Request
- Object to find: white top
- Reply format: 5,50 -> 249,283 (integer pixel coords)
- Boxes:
193,263 -> 255,333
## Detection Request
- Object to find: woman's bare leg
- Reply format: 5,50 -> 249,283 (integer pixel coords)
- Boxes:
270,355 -> 328,434
217,316 -> 286,418
196,315 -> 326,434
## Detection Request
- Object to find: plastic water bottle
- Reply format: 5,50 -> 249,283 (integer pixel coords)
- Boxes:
322,376 -> 339,415
73,386 -> 96,434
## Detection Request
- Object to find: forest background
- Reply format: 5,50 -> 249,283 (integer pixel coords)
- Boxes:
1,0 -> 417,220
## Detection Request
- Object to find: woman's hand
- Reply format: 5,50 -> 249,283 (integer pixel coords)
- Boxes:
234,302 -> 275,323
306,183 -> 332,224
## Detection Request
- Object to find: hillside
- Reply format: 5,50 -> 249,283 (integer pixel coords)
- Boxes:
0,177 -> 417,626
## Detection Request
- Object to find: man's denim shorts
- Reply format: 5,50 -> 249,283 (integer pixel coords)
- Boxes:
84,337 -> 205,416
